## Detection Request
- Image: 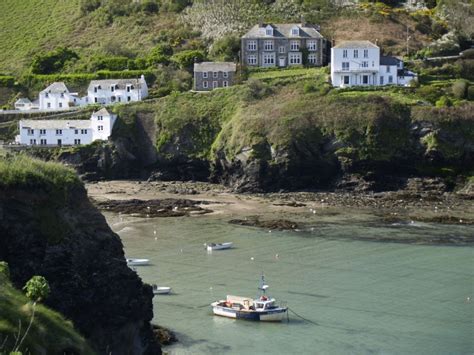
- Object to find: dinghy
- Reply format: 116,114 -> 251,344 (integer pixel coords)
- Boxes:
205,242 -> 233,251
152,285 -> 171,295
126,258 -> 150,266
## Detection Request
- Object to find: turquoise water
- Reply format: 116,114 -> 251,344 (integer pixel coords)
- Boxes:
106,212 -> 473,354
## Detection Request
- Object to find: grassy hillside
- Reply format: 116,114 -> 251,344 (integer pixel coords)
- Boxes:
0,262 -> 93,354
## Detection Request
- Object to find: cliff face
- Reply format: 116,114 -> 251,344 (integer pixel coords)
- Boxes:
0,169 -> 160,354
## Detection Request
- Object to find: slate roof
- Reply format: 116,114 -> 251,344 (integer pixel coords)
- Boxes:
91,108 -> 114,116
194,62 -> 237,72
20,120 -> 91,129
242,23 -> 323,39
333,40 -> 379,49
41,82 -> 70,94
15,98 -> 32,104
380,56 -> 401,66
88,78 -> 143,91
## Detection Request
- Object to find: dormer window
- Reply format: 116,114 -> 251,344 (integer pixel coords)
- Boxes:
291,26 -> 299,36
111,85 -> 115,92
265,25 -> 273,36
126,85 -> 132,92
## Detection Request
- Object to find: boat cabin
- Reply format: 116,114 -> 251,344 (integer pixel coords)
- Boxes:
254,298 -> 277,311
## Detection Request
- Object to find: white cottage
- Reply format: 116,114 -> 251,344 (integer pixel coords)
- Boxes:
38,82 -> 83,110
330,40 -> 417,87
87,75 -> 148,105
14,98 -> 39,111
16,108 -> 117,146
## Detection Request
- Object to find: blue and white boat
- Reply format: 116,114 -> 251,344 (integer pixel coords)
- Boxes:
211,275 -> 288,322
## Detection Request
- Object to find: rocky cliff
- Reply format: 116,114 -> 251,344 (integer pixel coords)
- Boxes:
0,157 -> 160,354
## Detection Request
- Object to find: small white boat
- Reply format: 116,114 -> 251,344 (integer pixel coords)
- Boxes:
126,258 -> 150,266
211,275 -> 288,322
205,242 -> 233,251
152,285 -> 171,295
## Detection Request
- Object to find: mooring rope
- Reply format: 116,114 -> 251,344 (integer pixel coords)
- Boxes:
288,307 -> 319,325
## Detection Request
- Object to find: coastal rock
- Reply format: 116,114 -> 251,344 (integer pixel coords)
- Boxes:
0,184 -> 161,354
229,217 -> 300,231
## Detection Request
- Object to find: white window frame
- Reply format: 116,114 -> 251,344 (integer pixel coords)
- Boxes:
364,49 -> 369,58
307,41 -> 317,51
342,62 -> 349,71
39,129 -> 46,135
263,53 -> 275,65
279,46 -> 285,54
354,49 -> 358,58
223,72 -> 228,78
264,40 -> 274,51
27,129 -> 34,135
308,54 -> 317,64
56,129 -> 62,135
203,72 -> 208,79
247,55 -> 257,65
361,61 -> 368,68
203,81 -> 208,89
291,28 -> 299,36
98,125 -> 104,131
289,53 -> 301,65
223,81 -> 228,87
30,139 -> 36,145
290,41 -> 300,51
343,49 -> 348,58
40,139 -> 47,145
247,40 -> 257,51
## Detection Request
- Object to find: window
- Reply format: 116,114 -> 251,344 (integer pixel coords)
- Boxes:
223,81 -> 228,87
203,72 -> 208,78
213,72 -> 218,78
94,98 -> 98,103
289,53 -> 301,65
343,50 -> 348,58
60,93 -> 64,98
45,93 -> 49,98
98,116 -> 103,121
47,103 -> 51,108
364,49 -> 369,58
291,27 -> 299,36
111,96 -> 116,102
40,139 -> 47,145
127,96 -> 131,102
362,75 -> 369,84
361,61 -> 368,68
380,76 -> 384,85
307,41 -> 317,51
247,41 -> 257,51
59,102 -> 63,108
94,87 -> 98,93
118,97 -> 121,102
354,49 -> 358,58
343,76 -> 350,85
308,54 -> 317,64
265,26 -> 273,36
56,129 -> 62,135
27,129 -> 34,135
81,129 -> 87,134
111,86 -> 115,92
74,139 -> 81,145
263,53 -> 275,65
264,40 -> 274,51
223,72 -> 228,78
290,41 -> 300,51
126,85 -> 131,92
213,81 -> 218,89
203,81 -> 208,88
342,62 -> 349,71
386,66 -> 391,73
388,75 -> 393,83
279,46 -> 285,54
30,139 -> 36,145
75,129 -> 79,134
98,126 -> 104,131
40,129 -> 46,135
57,139 -> 62,146
247,55 -> 257,65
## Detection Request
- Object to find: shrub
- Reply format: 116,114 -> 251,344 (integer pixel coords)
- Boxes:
451,80 -> 468,99
244,78 -> 272,101
148,43 -> 173,65
417,85 -> 442,104
0,76 -> 15,87
23,276 -> 50,302
209,35 -> 241,62
460,49 -> 474,59
141,0 -> 159,13
30,47 -> 79,75
80,0 -> 101,14
171,50 -> 206,70
435,96 -> 452,108
467,86 -> 474,101
303,82 -> 318,93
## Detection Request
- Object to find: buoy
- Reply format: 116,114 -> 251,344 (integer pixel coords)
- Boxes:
269,230 -> 272,233
275,254 -> 279,259
250,257 -> 254,261
154,230 -> 157,235
313,210 -> 316,214
154,237 -> 158,241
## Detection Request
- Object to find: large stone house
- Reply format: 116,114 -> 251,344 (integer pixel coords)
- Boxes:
330,40 -> 417,87
193,62 -> 237,91
16,108 -> 117,146
86,75 -> 148,105
241,23 -> 326,68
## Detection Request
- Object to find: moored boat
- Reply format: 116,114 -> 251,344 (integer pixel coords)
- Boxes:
126,258 -> 150,266
206,242 -> 233,251
211,275 -> 288,322
152,285 -> 171,295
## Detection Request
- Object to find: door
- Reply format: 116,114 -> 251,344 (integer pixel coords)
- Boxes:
279,57 -> 286,67
57,139 -> 62,146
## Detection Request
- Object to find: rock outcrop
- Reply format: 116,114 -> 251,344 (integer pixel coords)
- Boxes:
0,178 -> 160,354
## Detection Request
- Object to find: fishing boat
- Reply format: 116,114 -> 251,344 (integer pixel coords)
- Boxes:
152,285 -> 171,295
126,258 -> 150,266
205,242 -> 233,251
211,275 -> 288,322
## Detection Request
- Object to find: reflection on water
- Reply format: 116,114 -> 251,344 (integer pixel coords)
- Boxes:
105,211 -> 474,355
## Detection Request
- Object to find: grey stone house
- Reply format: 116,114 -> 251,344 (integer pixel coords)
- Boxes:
241,23 -> 326,68
193,62 -> 237,91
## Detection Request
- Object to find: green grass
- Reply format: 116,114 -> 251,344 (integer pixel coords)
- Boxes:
248,67 -> 327,80
0,262 -> 93,354
0,155 -> 80,189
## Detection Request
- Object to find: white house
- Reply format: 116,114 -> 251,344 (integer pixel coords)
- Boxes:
14,98 -> 39,111
330,40 -> 417,87
38,82 -> 84,111
16,108 -> 117,146
86,75 -> 148,105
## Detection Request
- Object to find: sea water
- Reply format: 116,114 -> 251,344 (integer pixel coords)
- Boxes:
105,210 -> 473,355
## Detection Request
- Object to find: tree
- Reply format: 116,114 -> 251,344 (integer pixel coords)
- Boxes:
148,43 -> 174,65
209,35 -> 241,61
30,47 -> 79,74
171,50 -> 206,70
23,276 -> 50,303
